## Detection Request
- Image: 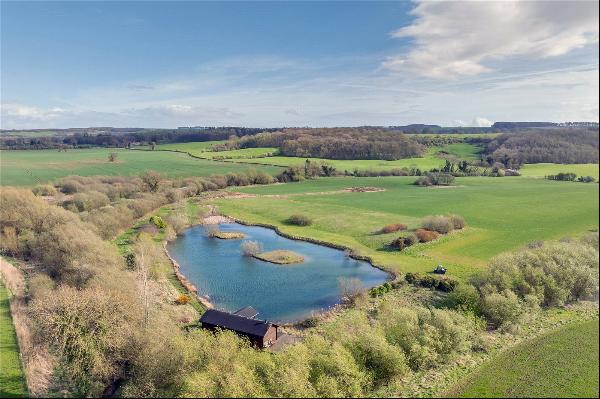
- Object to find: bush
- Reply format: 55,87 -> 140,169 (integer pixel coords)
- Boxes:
389,234 -> 418,251
65,190 -> 111,212
415,228 -> 440,242
286,214 -> 313,226
415,173 -> 455,186
175,294 -> 191,305
241,240 -> 263,256
379,223 -> 407,234
150,215 -> 166,229
577,175 -> 596,183
480,291 -> 522,328
404,273 -> 459,292
141,171 -> 162,192
448,214 -> 466,230
443,284 -> 481,313
422,216 -> 454,234
32,184 -> 57,196
473,240 -> 599,307
166,212 -> 188,235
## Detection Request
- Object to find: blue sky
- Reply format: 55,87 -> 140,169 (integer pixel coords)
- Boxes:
1,1 -> 598,128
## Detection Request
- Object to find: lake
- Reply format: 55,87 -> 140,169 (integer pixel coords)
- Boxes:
166,223 -> 390,322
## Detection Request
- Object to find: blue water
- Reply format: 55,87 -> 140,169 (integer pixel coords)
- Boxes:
167,223 -> 390,322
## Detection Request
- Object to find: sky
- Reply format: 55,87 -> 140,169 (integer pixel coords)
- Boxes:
1,0 -> 598,129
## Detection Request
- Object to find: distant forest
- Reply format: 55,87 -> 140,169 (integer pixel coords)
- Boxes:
237,128 -> 425,160
485,128 -> 599,167
0,127 -> 275,150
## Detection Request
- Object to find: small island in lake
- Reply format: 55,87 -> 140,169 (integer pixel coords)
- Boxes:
213,231 -> 246,239
253,250 -> 305,264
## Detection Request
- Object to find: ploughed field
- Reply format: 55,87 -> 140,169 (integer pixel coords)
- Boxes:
216,176 -> 599,279
449,319 -> 599,398
0,148 -> 283,186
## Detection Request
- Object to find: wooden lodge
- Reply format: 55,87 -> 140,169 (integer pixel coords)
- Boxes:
199,307 -> 279,348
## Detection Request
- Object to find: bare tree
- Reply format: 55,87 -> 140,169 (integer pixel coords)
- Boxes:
140,171 -> 161,192
338,277 -> 364,304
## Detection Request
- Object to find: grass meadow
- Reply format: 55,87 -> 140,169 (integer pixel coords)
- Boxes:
216,176 -> 599,279
519,163 -> 599,180
159,142 -> 484,172
0,148 -> 283,186
0,282 -> 27,398
449,319 -> 599,398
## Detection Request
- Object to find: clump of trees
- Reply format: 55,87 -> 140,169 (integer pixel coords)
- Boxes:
442,233 -> 599,329
286,214 -> 313,226
238,128 -> 425,160
485,128 -> 599,167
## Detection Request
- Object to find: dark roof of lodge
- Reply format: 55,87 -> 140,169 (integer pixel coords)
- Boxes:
233,306 -> 259,319
200,309 -> 276,337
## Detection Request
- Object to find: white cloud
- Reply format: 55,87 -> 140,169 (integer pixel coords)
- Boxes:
472,117 -> 493,127
384,0 -> 599,79
1,103 -> 67,121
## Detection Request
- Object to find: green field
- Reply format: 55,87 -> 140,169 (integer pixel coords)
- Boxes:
157,142 -> 484,172
197,147 -> 279,159
215,176 -> 598,278
520,163 -> 599,180
0,282 -> 27,398
155,141 -> 223,153
0,148 -> 283,186
450,319 -> 599,398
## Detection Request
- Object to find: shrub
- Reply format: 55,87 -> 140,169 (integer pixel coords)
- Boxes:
448,214 -> 466,230
443,284 -> 481,313
422,215 -> 454,234
286,214 -> 313,226
241,240 -> 263,256
166,212 -> 188,234
65,190 -> 111,212
124,252 -> 136,270
404,273 -> 458,292
175,294 -> 191,305
577,175 -> 596,183
480,291 -> 522,328
415,173 -> 455,186
150,215 -> 166,229
390,234 -> 418,251
140,171 -> 162,192
32,184 -> 57,196
415,229 -> 440,243
379,223 -> 407,234
59,178 -> 84,194
473,241 -> 599,307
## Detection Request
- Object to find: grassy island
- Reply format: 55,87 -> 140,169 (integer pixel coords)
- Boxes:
213,231 -> 246,240
253,250 -> 305,264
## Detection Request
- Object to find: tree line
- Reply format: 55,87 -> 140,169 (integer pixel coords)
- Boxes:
235,128 -> 425,160
484,128 -> 599,167
0,127 -> 275,150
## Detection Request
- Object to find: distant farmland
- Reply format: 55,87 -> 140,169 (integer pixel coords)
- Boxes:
0,148 -> 283,186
